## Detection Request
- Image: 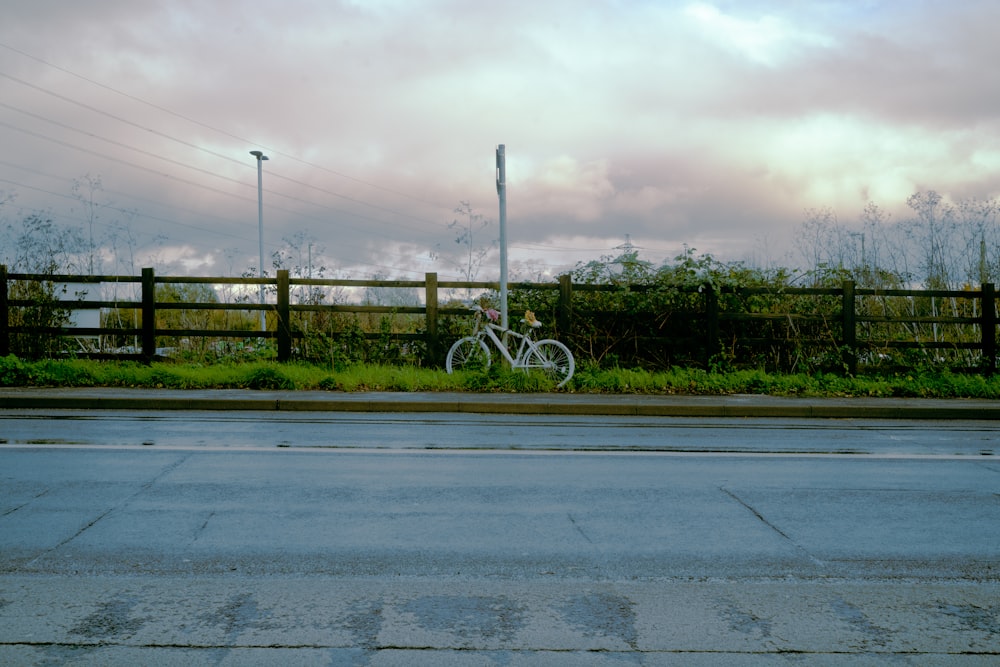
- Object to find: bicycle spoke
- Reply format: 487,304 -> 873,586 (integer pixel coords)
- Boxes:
446,337 -> 492,373
528,340 -> 575,387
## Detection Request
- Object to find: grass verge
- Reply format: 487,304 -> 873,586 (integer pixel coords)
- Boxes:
2,355 -> 999,398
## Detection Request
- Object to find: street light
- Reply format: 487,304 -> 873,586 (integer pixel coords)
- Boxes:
496,144 -> 508,329
250,150 -> 269,332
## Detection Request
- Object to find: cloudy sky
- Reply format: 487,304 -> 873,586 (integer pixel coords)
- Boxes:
1,1 -> 998,280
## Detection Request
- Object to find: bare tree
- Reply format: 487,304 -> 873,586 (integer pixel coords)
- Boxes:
71,174 -> 104,274
794,207 -> 850,284
272,231 -> 329,305
956,197 -> 999,286
903,190 -> 962,290
5,214 -> 87,273
443,201 -> 496,283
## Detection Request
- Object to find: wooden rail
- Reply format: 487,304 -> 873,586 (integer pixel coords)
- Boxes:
1,266 -> 996,374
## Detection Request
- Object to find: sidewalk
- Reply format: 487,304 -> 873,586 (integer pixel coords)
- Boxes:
1,386 -> 997,419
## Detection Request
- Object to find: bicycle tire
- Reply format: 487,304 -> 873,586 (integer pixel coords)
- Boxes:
445,336 -> 492,373
527,339 -> 575,387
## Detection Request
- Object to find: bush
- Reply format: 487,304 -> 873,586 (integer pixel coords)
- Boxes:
0,355 -> 32,386
239,366 -> 296,390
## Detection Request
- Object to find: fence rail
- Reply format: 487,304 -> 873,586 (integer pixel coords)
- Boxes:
1,266 -> 996,374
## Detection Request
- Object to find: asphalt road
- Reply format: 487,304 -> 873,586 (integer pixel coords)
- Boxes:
1,410 -> 999,665
2,409 -> 1000,455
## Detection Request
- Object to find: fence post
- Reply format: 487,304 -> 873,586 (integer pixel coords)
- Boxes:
704,284 -> 718,368
277,270 -> 291,361
141,268 -> 155,362
842,280 -> 857,375
558,274 -> 572,335
425,272 -> 439,366
0,265 -> 8,357
983,283 -> 997,376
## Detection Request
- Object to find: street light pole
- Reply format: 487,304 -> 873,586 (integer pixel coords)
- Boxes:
250,150 -> 269,332
496,144 -> 508,329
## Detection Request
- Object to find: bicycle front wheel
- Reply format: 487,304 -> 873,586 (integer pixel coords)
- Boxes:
528,339 -> 575,388
445,336 -> 492,373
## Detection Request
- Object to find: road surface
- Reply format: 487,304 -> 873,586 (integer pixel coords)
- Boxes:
1,410 -> 998,665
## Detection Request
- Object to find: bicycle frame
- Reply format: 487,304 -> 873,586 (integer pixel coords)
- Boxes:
478,320 -> 538,368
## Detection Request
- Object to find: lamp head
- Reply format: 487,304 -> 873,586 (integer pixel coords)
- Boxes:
249,150 -> 269,160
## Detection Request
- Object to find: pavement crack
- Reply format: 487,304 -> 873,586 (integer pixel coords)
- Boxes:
567,513 -> 593,543
720,486 -> 825,566
19,453 -> 193,571
193,511 -> 215,541
2,488 -> 49,516
29,508 -> 117,566
720,487 -> 791,540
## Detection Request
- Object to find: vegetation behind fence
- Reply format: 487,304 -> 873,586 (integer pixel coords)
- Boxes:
1,265 -> 997,376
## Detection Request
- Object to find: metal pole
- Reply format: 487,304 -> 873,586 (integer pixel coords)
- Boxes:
250,151 -> 268,332
496,144 -> 508,329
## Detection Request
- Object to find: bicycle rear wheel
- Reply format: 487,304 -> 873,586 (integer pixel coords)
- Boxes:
528,339 -> 574,387
445,336 -> 492,373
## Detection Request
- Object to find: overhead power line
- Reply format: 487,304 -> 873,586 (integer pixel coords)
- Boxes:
0,112 -> 453,255
0,176 -> 251,243
0,42 -> 538,277
0,41 -> 445,208
0,71 -> 447,231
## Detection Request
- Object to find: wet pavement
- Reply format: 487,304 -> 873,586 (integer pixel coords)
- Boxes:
2,386 -> 999,418
1,388 -> 999,664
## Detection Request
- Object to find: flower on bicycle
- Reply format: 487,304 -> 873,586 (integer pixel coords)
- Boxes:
485,308 -> 500,321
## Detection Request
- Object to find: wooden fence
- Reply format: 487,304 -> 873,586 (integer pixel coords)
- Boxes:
1,266 -> 997,374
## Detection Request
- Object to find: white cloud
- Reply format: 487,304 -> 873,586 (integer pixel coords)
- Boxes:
683,2 -> 834,66
1,0 -> 999,279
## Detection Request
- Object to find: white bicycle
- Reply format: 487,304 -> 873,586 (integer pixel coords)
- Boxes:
445,305 -> 575,388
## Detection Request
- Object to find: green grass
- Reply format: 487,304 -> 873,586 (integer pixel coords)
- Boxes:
2,355 -> 999,398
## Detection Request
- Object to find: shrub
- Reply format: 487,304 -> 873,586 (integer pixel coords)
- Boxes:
0,355 -> 32,386
240,366 -> 296,390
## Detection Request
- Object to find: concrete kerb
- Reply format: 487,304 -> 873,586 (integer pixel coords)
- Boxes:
0,389 -> 998,419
